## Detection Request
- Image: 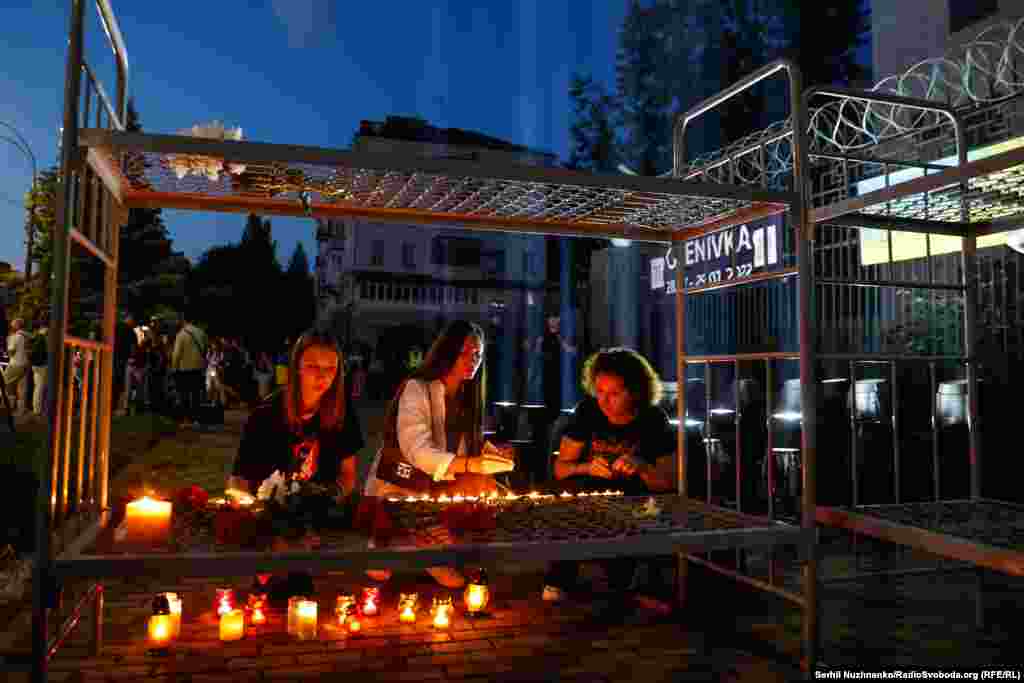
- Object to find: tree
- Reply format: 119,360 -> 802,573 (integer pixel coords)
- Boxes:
777,0 -> 870,91
567,74 -> 620,174
284,242 -> 316,341
15,166 -> 59,323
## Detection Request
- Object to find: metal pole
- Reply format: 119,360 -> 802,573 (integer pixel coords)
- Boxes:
795,68 -> 820,679
930,361 -> 940,501
673,243 -> 688,611
850,360 -> 859,507
956,118 -> 981,502
36,3 -> 84,681
891,361 -> 900,504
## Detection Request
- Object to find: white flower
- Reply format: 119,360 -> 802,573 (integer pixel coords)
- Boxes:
257,470 -> 285,502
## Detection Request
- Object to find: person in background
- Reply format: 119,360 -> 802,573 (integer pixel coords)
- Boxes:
29,320 -> 49,418
542,347 -> 676,616
171,314 -> 208,427
254,350 -> 274,400
206,338 -> 227,406
112,313 -> 137,416
364,320 -> 515,588
4,318 -> 30,416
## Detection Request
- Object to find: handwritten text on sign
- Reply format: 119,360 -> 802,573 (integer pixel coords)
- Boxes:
651,214 -> 783,293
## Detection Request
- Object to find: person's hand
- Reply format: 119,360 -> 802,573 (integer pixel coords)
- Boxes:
475,452 -> 515,474
586,458 -> 614,479
612,455 -> 644,478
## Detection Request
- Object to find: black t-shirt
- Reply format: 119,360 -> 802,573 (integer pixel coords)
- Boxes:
232,392 -> 365,492
560,397 -> 676,496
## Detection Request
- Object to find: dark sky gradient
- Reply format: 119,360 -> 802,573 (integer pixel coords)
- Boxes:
0,1 -> 629,273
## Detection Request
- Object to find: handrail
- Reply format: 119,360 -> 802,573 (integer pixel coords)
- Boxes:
95,0 -> 129,84
81,61 -> 123,131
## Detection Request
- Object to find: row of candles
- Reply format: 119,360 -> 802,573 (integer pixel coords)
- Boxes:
123,488 -> 631,551
148,573 -> 491,651
388,490 -> 625,504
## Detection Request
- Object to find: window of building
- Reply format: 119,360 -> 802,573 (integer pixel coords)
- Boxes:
371,240 -> 385,266
402,243 -> 416,268
949,0 -> 998,34
431,236 -> 482,267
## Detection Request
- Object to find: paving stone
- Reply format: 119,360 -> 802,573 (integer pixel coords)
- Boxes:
262,662 -> 335,679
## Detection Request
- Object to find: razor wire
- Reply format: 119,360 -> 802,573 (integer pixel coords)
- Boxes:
681,16 -> 1024,186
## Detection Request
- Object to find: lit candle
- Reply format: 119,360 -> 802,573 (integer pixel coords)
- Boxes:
437,494 -> 451,503
294,600 -> 317,640
147,595 -> 174,652
287,595 -> 309,636
124,497 -> 172,547
405,496 -> 417,503
215,588 -> 234,617
420,493 -> 431,501
161,593 -> 182,639
335,593 -> 356,626
463,569 -> 490,616
348,617 -> 362,634
361,587 -> 379,616
527,491 -> 540,499
433,607 -> 450,629
398,593 -> 418,624
452,493 -> 464,503
560,491 -> 573,498
387,497 -> 400,502
219,609 -> 245,642
247,593 -> 267,626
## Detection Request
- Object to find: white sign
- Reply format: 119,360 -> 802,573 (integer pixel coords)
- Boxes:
650,257 -> 665,290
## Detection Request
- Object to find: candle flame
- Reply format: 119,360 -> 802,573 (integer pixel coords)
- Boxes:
420,493 -> 431,501
560,491 -> 572,498
452,494 -> 464,502
251,608 -> 266,625
297,601 -> 317,619
437,494 -> 451,503
388,497 -> 400,503
404,496 -> 418,503
527,491 -> 540,499
348,619 -> 361,633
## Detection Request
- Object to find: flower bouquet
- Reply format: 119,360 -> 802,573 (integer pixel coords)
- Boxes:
254,470 -> 347,540
165,121 -> 247,181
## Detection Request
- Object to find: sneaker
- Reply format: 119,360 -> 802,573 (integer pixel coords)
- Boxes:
542,585 -> 566,603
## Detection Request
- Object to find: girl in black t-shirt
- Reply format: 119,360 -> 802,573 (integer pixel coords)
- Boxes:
230,329 -> 363,498
544,347 -> 676,614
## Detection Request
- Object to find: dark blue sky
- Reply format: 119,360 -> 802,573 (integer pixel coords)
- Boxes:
0,1 -> 629,273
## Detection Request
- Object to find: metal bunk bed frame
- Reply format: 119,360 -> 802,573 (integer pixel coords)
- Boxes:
29,3 -> 818,681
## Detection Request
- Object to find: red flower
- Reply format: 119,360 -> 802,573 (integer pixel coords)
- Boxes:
175,485 -> 209,510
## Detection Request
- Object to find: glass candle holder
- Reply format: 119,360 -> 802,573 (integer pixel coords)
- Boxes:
431,595 -> 453,629
347,616 -> 362,634
247,592 -> 268,626
335,593 -> 356,626
219,609 -> 245,642
215,588 -> 234,617
294,599 -> 318,640
463,569 -> 490,616
147,594 -> 174,653
124,497 -> 172,547
360,586 -> 380,616
397,593 -> 418,624
159,592 -> 182,639
286,595 -> 309,636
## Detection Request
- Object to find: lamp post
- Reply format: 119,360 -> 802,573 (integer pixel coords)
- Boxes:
1,122 -> 38,283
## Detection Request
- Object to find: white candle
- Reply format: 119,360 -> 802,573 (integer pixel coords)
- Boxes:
124,497 -> 172,547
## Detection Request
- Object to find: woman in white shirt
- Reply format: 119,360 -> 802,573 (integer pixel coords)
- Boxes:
364,320 -> 514,587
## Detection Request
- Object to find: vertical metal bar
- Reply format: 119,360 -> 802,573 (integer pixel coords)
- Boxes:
89,174 -> 100,244
850,360 -> 859,507
794,68 -> 819,677
891,361 -> 901,504
75,168 -> 86,235
673,243 -> 688,611
766,360 -> 775,520
735,358 -> 742,513
75,351 -> 90,512
91,584 -> 104,657
60,345 -> 75,522
97,203 -> 121,513
956,117 -> 981,503
931,361 -> 940,501
87,349 -> 101,509
81,74 -> 92,133
37,3 -> 85,680
705,361 -> 712,505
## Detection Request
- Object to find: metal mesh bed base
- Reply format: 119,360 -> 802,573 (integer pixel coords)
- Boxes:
815,499 -> 1024,577
79,129 -> 795,241
53,497 -> 804,579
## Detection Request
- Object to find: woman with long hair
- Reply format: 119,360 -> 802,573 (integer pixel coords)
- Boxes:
364,320 -> 514,587
542,347 -> 676,615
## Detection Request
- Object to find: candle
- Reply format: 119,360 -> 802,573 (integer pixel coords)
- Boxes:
397,593 -> 418,624
161,592 -> 182,639
463,569 -> 490,616
348,617 -> 362,634
432,607 -> 450,629
294,600 -> 317,640
287,596 -> 309,636
335,593 -> 356,626
431,595 -> 453,629
215,588 -> 234,617
360,587 -> 379,616
147,594 -> 174,652
219,609 -> 245,641
247,593 -> 267,626
124,497 -> 172,547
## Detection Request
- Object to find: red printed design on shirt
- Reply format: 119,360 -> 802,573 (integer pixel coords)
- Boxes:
293,440 -> 319,481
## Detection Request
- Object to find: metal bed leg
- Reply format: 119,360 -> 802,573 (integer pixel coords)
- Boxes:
91,583 -> 104,657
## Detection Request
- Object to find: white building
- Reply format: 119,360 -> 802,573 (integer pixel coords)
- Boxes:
315,117 -> 558,402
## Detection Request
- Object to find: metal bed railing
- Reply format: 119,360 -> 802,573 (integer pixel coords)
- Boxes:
30,1 -> 128,681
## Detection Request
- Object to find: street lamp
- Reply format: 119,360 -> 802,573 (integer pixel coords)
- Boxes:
1,121 -> 38,282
